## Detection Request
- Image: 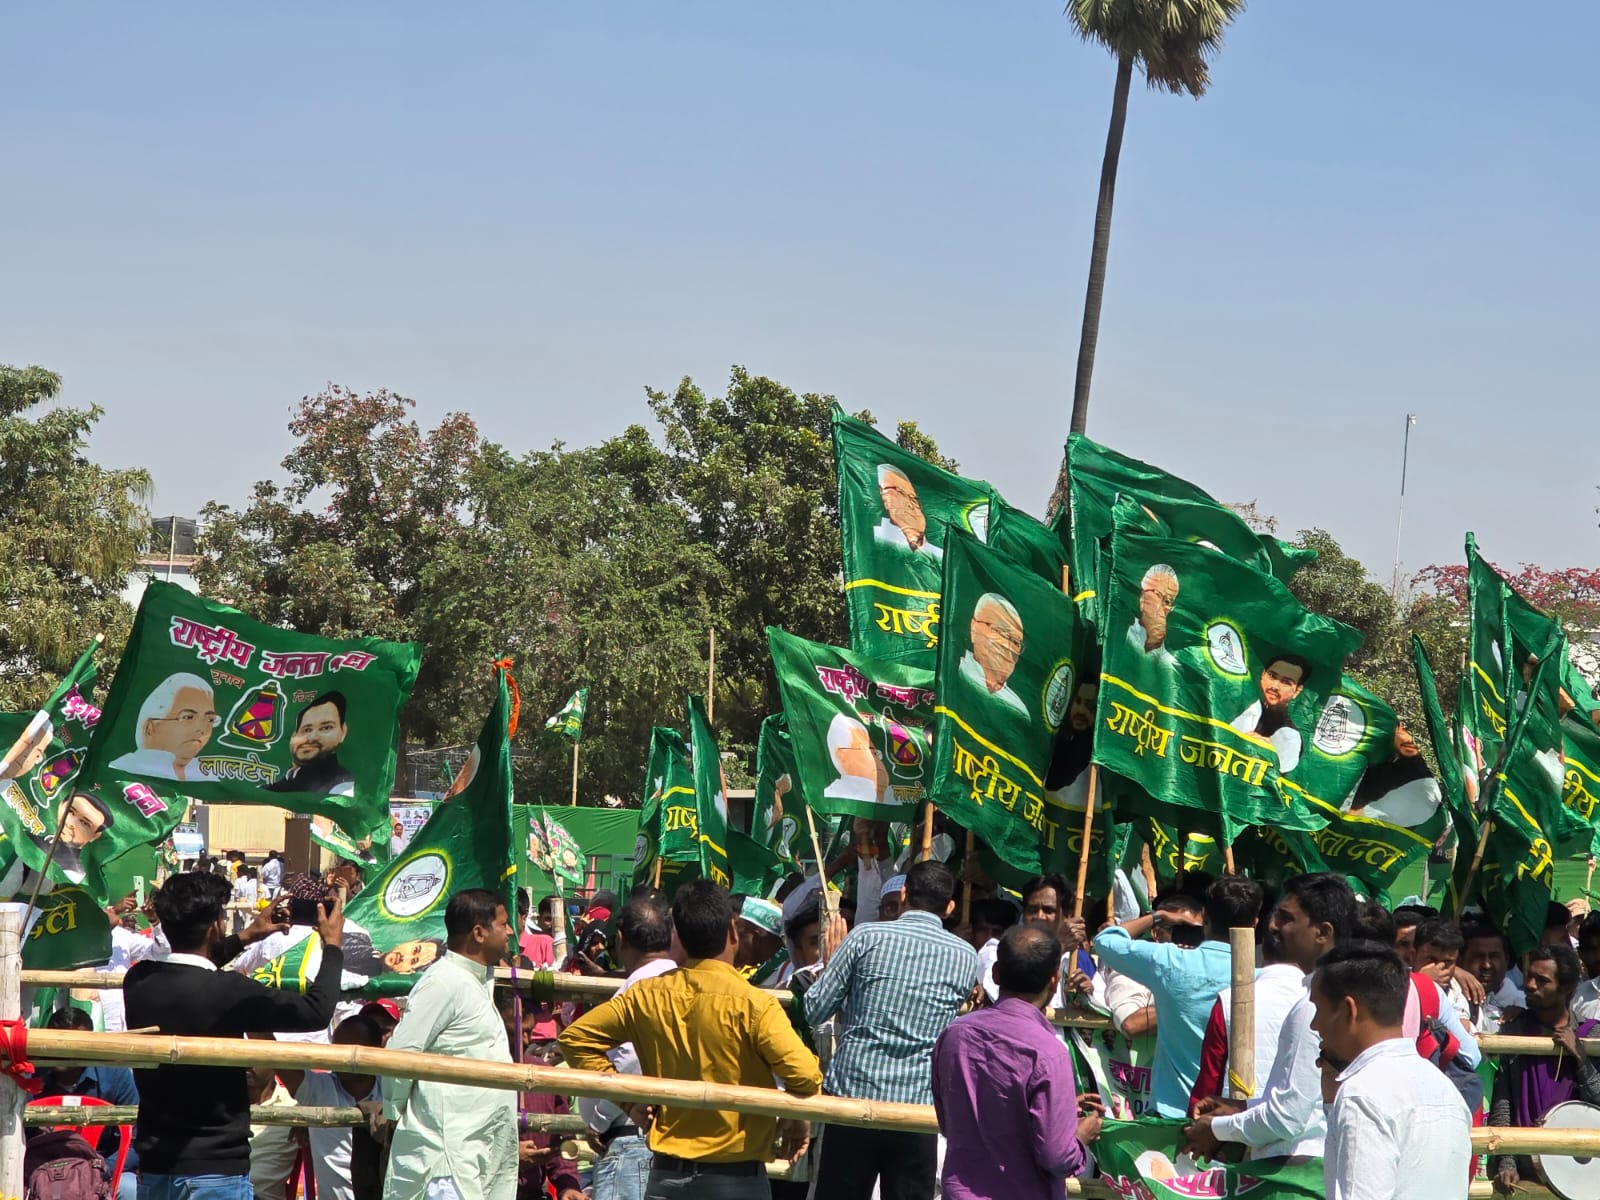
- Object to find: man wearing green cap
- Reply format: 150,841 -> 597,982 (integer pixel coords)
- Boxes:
736,895 -> 788,987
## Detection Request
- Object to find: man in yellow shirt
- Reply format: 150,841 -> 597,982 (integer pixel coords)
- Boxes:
561,880 -> 822,1198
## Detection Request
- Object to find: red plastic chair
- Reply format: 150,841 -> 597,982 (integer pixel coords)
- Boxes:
28,1093 -> 132,1193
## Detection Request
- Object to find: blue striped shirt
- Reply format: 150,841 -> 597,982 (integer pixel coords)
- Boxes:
803,910 -> 980,1105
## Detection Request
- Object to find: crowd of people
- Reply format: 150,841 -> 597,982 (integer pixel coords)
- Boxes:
23,823 -> 1600,1200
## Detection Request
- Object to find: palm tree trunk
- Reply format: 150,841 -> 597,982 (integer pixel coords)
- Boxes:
1049,54 -> 1134,518
1072,53 -> 1134,433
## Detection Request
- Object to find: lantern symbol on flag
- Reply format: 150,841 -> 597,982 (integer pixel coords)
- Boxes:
221,679 -> 285,749
882,718 -> 924,779
32,748 -> 83,804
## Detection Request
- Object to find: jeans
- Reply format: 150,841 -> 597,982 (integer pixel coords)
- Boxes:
139,1175 -> 254,1200
645,1156 -> 771,1200
593,1134 -> 653,1200
813,1125 -> 936,1200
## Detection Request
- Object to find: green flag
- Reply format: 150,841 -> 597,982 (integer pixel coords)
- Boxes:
1092,525 -> 1361,845
544,688 -> 588,743
927,532 -> 1088,885
0,641 -> 104,895
1266,676 -> 1445,899
22,886 -> 112,971
1095,1120 -> 1324,1200
78,582 -> 420,899
527,811 -> 585,888
1413,636 -> 1482,909
834,407 -> 994,665
1066,435 -> 1314,633
632,727 -> 700,891
768,626 -> 935,823
752,715 -> 803,865
252,665 -> 516,996
727,827 -> 786,897
687,695 -> 732,889
986,497 -> 1072,589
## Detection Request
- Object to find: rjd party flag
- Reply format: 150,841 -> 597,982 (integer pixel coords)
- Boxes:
528,812 -> 585,889
687,695 -> 732,889
1095,1120 -> 1323,1200
986,497 -> 1072,590
928,533 -> 1088,885
1094,526 -> 1361,845
252,665 -> 516,996
1066,435 -> 1313,633
752,715 -> 802,865
544,688 -> 588,743
632,727 -> 699,891
0,640 -> 105,895
769,626 -> 934,823
78,582 -> 419,895
1265,676 -> 1445,900
834,407 -> 994,666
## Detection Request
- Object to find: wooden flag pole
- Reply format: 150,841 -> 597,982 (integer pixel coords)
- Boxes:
1072,766 -> 1099,919
919,803 -> 935,863
805,808 -> 837,925
1227,925 -> 1257,1100
651,856 -> 663,888
1139,844 -> 1158,898
1587,856 -> 1596,897
1455,817 -> 1496,917
569,741 -> 580,807
1223,846 -> 1237,874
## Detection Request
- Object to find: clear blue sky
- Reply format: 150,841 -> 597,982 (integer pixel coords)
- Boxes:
6,2 -> 1596,581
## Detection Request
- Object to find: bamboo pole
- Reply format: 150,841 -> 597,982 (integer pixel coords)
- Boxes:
569,741 -> 580,807
1455,815 -> 1495,916
804,808 -> 837,926
0,910 -> 22,1198
919,802 -> 935,863
1227,926 -> 1255,1100
1139,844 -> 1157,898
1222,846 -> 1237,874
1071,767 -> 1099,920
652,857 -> 663,888
707,628 -> 716,724
17,1030 -> 1600,1159
22,1104 -> 588,1132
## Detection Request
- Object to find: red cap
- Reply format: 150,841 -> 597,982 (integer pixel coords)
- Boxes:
361,999 -> 402,1023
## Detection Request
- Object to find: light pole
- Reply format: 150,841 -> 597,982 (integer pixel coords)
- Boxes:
1390,415 -> 1416,602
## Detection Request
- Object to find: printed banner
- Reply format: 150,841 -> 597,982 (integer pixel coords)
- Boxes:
752,715 -> 803,865
528,812 -> 585,888
22,886 -> 112,971
0,642 -> 105,894
77,582 -> 420,897
928,533 -> 1085,883
388,802 -> 435,857
768,626 -> 935,822
1095,1119 -> 1324,1200
1069,1025 -> 1159,1120
1093,527 -> 1361,845
834,407 -> 995,665
251,666 -> 515,996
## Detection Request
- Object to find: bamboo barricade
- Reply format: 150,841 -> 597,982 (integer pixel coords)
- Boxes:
14,1029 -> 1600,1162
22,1105 -> 589,1134
1226,926 -> 1255,1100
38,967 -> 1600,1053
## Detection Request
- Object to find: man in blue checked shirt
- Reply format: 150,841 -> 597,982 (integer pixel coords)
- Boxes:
799,859 -> 980,1200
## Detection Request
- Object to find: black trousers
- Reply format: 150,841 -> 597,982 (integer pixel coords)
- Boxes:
814,1124 -> 937,1200
646,1154 -> 773,1200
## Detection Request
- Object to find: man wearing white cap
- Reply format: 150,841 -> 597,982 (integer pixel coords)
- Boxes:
878,875 -> 907,923
736,896 -> 789,987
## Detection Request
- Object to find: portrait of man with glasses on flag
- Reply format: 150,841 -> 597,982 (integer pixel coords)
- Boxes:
108,671 -> 219,782
957,592 -> 1029,718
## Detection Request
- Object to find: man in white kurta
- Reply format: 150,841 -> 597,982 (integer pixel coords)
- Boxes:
382,890 -> 518,1200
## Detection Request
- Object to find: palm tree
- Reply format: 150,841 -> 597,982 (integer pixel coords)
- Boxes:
1048,0 -> 1245,516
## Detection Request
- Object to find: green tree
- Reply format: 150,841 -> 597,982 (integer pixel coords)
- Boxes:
0,365 -> 150,709
1049,0 -> 1246,515
195,385 -> 488,782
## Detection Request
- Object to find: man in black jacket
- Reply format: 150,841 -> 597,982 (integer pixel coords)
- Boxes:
126,871 -> 346,1199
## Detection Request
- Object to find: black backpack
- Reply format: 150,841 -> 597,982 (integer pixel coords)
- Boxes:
23,1130 -> 110,1200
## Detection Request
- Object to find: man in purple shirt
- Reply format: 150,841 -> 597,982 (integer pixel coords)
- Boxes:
932,924 -> 1103,1200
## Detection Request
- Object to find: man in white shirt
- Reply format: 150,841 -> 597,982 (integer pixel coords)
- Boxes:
577,895 -> 676,1200
276,1015 -> 385,1200
260,851 -> 285,898
1311,942 -> 1471,1200
1185,872 -> 1357,1159
1572,916 -> 1600,1021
